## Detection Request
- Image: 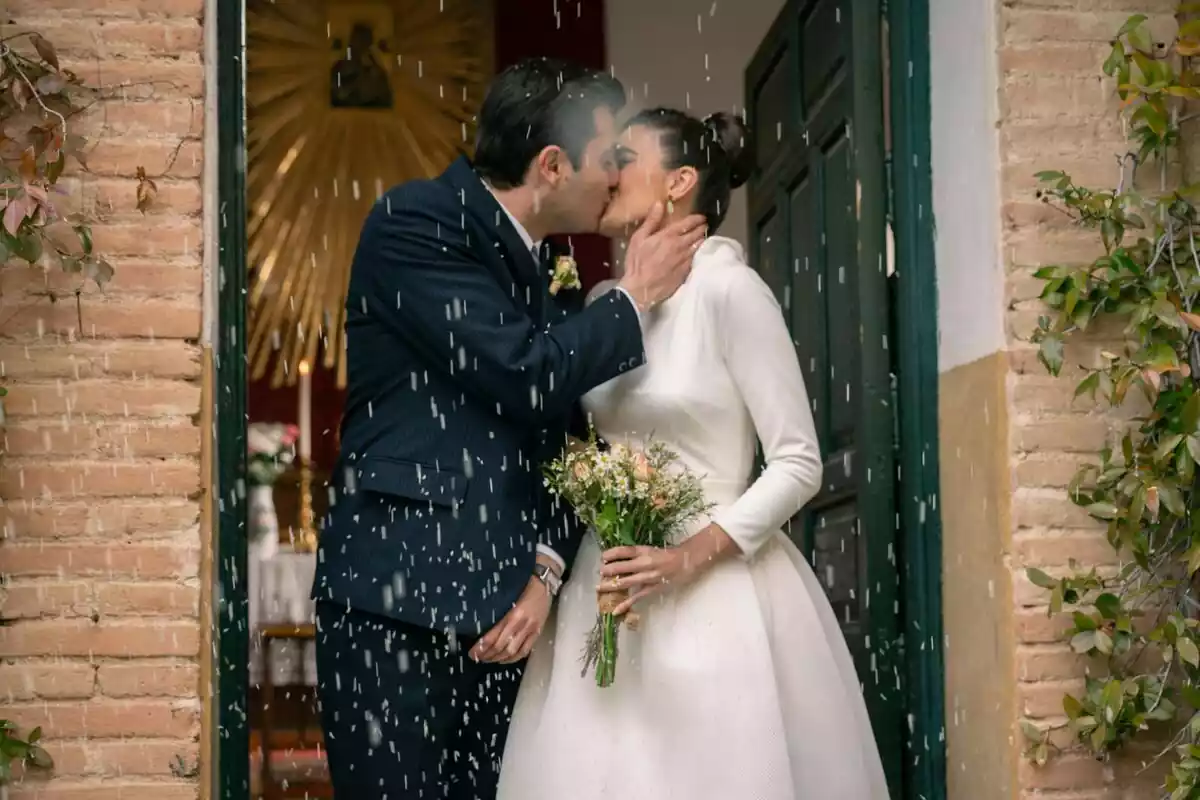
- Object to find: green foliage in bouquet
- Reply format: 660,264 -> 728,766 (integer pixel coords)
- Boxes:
544,434 -> 711,687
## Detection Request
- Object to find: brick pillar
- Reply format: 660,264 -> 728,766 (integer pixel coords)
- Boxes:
999,1 -> 1179,795
0,2 -> 205,795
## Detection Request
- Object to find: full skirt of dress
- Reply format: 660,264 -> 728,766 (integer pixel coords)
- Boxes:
497,519 -> 892,800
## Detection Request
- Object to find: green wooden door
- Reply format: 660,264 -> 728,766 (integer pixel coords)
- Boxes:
746,0 -> 903,793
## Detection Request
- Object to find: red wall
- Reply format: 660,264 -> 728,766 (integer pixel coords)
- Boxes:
247,353 -> 344,468
248,1 -> 609,462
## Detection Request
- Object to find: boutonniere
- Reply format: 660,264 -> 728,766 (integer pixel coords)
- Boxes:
549,254 -> 582,296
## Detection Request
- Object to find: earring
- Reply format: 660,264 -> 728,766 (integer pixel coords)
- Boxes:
666,199 -> 675,214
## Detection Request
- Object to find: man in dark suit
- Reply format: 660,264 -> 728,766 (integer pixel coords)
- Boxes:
311,57 -> 706,799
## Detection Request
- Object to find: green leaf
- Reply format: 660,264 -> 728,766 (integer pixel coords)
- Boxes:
8,231 -> 42,264
1050,583 -> 1065,614
1102,217 -> 1121,251
1186,436 -> 1200,466
1119,14 -> 1148,36
1186,543 -> 1200,576
1034,265 -> 1069,280
1086,502 -> 1119,520
1142,341 -> 1180,371
1128,23 -> 1152,55
1181,19 -> 1200,41
1154,297 -> 1187,330
1156,434 -> 1184,462
1130,484 -> 1147,522
1103,41 -> 1126,76
1184,393 -> 1200,434
1180,637 -> 1200,669
1095,593 -> 1120,620
1064,284 -> 1081,316
1160,484 -> 1186,517
1071,630 -> 1098,653
74,224 -> 93,256
1039,333 -> 1065,375
1075,372 -> 1100,400
45,151 -> 65,184
1027,568 -> 1058,589
82,257 -> 115,289
26,744 -> 53,769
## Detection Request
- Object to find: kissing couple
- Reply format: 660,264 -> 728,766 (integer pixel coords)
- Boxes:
311,57 -> 890,800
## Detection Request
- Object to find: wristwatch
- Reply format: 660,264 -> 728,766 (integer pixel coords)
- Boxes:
533,563 -> 562,597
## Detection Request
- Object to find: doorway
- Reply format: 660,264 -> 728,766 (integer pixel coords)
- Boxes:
213,0 -> 945,797
214,2 -> 613,797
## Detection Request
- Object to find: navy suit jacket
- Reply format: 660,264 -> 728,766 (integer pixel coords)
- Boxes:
311,157 -> 644,636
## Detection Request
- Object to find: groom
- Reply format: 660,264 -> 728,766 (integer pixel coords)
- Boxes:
312,57 -> 707,798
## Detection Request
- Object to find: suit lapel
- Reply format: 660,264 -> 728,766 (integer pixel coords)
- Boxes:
442,157 -> 543,319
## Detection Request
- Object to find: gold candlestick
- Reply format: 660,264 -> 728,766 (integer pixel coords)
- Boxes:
296,458 -> 318,553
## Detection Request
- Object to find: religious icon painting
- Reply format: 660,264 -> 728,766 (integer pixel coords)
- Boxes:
245,0 -> 492,387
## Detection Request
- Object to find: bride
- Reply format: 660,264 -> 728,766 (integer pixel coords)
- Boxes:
496,107 -> 891,800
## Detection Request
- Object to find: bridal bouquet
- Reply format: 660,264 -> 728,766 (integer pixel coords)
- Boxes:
543,435 -> 710,687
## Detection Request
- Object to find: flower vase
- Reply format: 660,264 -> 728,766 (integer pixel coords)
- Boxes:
247,483 -> 280,561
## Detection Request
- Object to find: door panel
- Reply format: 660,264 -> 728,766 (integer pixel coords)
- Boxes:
747,0 -> 902,794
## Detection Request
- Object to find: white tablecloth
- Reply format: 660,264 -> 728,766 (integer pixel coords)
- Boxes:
248,542 -> 318,686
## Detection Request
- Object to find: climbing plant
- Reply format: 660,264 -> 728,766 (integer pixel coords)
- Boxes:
0,31 -> 118,334
0,721 -> 50,790
1025,6 -> 1200,797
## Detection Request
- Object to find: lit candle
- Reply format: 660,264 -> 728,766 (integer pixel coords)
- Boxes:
298,359 -> 312,464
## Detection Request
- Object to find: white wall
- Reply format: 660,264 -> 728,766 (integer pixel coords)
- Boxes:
929,0 -> 1005,372
605,0 -> 786,246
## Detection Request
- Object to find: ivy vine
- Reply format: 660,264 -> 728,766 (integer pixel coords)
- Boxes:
1025,6 -> 1200,797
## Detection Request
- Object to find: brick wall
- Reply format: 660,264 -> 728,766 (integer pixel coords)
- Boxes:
0,2 -> 206,798
1000,0 -> 1179,796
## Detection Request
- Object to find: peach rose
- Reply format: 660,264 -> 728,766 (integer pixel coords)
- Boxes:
631,451 -> 654,482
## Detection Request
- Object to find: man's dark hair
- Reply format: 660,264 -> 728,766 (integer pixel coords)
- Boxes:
474,57 -> 625,189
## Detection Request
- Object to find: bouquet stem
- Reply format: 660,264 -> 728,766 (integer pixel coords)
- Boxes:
583,591 -> 627,687
596,612 -> 619,687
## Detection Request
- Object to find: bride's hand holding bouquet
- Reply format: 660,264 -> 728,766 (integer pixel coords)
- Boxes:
543,434 -> 714,687
596,520 -> 740,616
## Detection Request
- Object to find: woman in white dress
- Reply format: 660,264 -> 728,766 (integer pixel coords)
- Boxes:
497,108 -> 891,800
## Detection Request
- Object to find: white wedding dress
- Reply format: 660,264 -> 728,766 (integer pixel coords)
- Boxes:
497,236 -> 891,800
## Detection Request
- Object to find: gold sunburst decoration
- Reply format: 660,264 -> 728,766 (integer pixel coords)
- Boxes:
246,0 -> 493,387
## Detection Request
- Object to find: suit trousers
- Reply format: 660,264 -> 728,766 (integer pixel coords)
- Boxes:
314,602 -> 524,799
